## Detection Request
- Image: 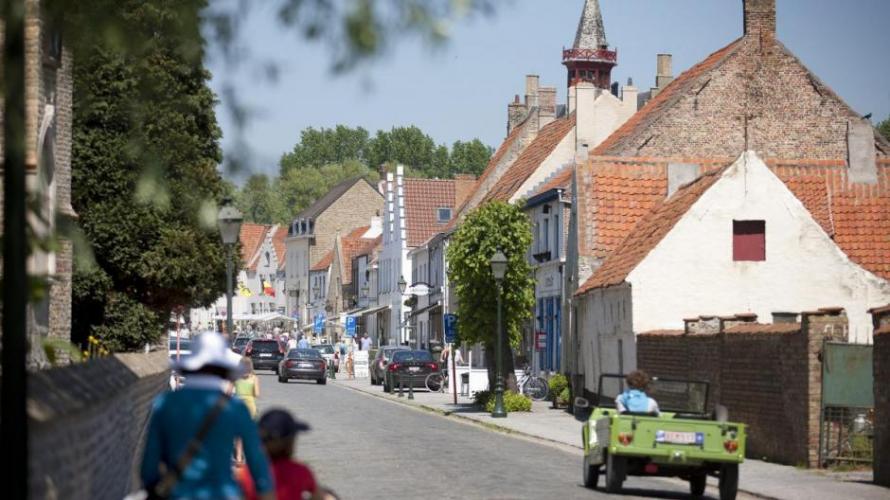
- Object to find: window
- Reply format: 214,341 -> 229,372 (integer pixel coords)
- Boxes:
437,208 -> 452,223
733,220 -> 765,261
543,217 -> 550,252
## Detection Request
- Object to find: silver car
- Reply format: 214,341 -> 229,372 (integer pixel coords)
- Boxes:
370,346 -> 410,386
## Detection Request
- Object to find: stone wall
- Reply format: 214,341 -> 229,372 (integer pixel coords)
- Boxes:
27,351 -> 169,499
871,306 -> 890,487
311,181 -> 383,267
637,309 -> 847,466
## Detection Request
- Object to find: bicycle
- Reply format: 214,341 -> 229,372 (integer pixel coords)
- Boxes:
517,366 -> 549,401
425,368 -> 449,393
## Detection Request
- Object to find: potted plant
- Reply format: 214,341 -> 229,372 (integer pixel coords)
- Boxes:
549,373 -> 569,408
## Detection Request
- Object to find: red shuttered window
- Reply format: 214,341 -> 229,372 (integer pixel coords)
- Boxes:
733,220 -> 765,261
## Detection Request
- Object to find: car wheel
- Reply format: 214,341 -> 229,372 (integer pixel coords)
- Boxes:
278,375 -> 287,383
582,453 -> 600,489
605,453 -> 625,493
719,464 -> 738,500
383,377 -> 391,393
317,378 -> 327,385
689,473 -> 707,496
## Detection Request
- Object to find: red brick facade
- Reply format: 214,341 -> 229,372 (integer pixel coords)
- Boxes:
637,309 -> 847,466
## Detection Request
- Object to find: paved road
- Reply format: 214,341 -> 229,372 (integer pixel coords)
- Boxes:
255,373 -> 747,500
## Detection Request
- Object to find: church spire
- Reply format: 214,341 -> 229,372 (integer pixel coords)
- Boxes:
573,0 -> 608,50
563,0 -> 617,90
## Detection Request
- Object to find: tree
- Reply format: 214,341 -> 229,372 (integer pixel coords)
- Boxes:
879,117 -> 890,143
279,125 -> 370,176
446,201 -> 534,391
450,139 -> 493,177
368,126 -> 437,174
236,174 -> 281,224
70,0 -> 229,351
275,160 -> 380,222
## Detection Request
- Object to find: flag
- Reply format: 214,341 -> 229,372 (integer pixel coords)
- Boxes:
263,280 -> 275,297
237,282 -> 252,297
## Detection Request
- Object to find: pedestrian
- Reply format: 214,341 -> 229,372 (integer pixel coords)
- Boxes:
234,357 -> 261,420
139,332 -> 274,499
238,409 -> 323,500
346,351 -> 355,380
287,335 -> 297,352
298,335 -> 310,349
360,333 -> 371,351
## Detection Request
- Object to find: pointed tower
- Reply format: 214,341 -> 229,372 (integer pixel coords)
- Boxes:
563,0 -> 617,90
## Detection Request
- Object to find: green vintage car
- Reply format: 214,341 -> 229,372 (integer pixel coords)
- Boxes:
575,374 -> 745,500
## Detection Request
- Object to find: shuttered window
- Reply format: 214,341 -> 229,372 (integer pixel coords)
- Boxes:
733,220 -> 765,261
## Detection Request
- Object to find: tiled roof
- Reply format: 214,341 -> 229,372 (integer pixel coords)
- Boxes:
240,223 -> 269,266
481,115 -> 575,203
530,166 -> 573,198
576,165 -> 727,294
404,178 -> 457,248
272,225 -> 288,270
294,177 -> 376,221
592,39 -> 744,156
310,249 -> 333,272
769,158 -> 890,280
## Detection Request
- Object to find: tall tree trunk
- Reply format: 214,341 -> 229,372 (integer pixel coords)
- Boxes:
485,341 -> 518,393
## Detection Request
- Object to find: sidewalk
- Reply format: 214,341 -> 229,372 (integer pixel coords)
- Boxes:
334,377 -> 888,500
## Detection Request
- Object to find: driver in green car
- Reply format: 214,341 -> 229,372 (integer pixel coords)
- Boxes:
615,370 -> 660,415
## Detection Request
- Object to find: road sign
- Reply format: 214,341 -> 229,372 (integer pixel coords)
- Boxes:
345,316 -> 357,337
444,314 -> 458,343
314,313 -> 325,333
535,331 -> 547,351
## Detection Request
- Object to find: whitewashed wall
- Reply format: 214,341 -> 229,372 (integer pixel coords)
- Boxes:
576,283 -> 636,392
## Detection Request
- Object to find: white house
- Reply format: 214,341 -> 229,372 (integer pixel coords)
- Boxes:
574,151 -> 890,392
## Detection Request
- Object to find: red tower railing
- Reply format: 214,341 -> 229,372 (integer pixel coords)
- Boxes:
562,47 -> 618,64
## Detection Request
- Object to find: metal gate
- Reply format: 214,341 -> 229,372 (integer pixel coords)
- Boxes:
819,342 -> 874,466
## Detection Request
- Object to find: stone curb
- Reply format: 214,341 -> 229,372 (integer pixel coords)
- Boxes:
334,380 -> 776,499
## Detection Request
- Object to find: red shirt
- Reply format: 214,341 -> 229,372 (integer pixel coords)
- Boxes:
239,458 -> 317,500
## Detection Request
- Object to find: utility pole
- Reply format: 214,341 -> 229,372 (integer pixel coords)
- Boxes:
1,1 -> 30,498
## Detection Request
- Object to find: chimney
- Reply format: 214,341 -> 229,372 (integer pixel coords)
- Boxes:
575,82 -> 598,149
772,311 -> 799,324
525,74 -> 540,108
538,86 -> 557,128
743,0 -> 776,40
621,78 -> 638,112
567,86 -> 577,114
507,94 -> 528,135
656,54 -> 673,90
847,118 -> 878,185
667,163 -> 700,197
453,174 -> 477,208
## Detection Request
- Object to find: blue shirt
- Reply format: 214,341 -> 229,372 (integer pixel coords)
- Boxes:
298,338 -> 310,349
140,377 -> 273,499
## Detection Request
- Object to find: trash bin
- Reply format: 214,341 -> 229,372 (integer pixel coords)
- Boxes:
460,372 -> 470,396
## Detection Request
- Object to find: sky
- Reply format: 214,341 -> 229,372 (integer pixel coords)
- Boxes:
205,0 -> 890,181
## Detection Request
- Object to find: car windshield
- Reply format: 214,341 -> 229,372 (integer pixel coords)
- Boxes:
233,337 -> 249,347
288,349 -> 322,359
251,341 -> 280,352
168,339 -> 191,351
382,347 -> 409,360
597,374 -> 709,414
392,350 -> 433,362
315,345 -> 334,354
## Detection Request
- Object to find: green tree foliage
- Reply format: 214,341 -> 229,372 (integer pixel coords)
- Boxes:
450,139 -> 495,177
279,125 -> 370,176
70,0 -> 229,351
236,174 -> 281,225
878,117 -> 890,142
446,201 -> 534,390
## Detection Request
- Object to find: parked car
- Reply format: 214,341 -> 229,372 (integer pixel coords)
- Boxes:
278,349 -> 327,384
370,346 -> 410,385
576,374 -> 745,499
231,335 -> 251,354
244,339 -> 285,372
383,350 -> 438,393
314,344 -> 335,367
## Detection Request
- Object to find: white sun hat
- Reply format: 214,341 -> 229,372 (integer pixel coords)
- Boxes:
172,331 -> 243,379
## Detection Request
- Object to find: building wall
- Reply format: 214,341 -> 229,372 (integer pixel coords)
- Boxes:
285,236 -> 311,325
511,132 -> 575,203
872,310 -> 890,487
637,310 -> 847,466
576,283 -> 635,392
311,181 -> 383,266
628,153 -> 890,342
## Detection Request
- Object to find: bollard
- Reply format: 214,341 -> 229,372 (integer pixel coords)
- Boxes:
328,360 -> 336,379
408,376 -> 414,400
397,372 -> 404,397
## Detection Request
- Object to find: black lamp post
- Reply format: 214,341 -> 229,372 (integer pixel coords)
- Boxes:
490,250 -> 508,418
218,198 -> 243,340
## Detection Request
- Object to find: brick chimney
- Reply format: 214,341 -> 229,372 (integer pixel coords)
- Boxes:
743,0 -> 776,40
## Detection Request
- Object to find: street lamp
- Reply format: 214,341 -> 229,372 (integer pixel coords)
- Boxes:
490,250 -> 508,418
398,275 -> 408,294
218,198 -> 243,341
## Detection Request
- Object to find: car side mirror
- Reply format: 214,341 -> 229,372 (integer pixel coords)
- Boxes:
715,404 -> 729,422
573,397 -> 593,422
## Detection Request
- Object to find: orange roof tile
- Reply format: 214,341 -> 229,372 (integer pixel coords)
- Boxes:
310,249 -> 333,272
240,223 -> 269,266
576,165 -> 727,294
339,226 -> 374,285
404,178 -> 458,247
272,225 -> 288,270
593,39 -> 744,156
481,115 -> 575,203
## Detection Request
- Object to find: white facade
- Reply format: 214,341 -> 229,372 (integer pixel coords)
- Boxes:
285,234 -> 310,325
379,166 -> 412,345
577,152 -> 890,390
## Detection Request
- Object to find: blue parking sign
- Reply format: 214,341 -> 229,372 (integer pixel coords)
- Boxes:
314,313 -> 324,333
444,314 -> 458,343
346,316 -> 357,337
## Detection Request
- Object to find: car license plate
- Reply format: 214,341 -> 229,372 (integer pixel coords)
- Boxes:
656,431 -> 704,445
259,353 -> 272,357
298,363 -> 313,368
408,366 -> 420,372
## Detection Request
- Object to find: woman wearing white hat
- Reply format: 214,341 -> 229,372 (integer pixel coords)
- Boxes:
139,331 -> 275,499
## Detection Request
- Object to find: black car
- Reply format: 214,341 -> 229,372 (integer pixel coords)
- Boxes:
245,339 -> 285,372
383,350 -> 438,393
370,346 -> 410,385
278,349 -> 327,384
231,336 -> 251,354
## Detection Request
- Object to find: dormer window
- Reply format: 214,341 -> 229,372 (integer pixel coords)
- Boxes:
437,208 -> 452,223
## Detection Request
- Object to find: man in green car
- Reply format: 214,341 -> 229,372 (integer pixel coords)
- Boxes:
615,370 -> 660,415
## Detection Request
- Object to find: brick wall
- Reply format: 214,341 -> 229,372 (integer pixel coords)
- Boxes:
637,309 -> 847,466
872,306 -> 890,487
28,351 -> 169,499
311,181 -> 383,267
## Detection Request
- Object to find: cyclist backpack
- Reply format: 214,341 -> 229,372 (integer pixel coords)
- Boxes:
620,389 -> 651,413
